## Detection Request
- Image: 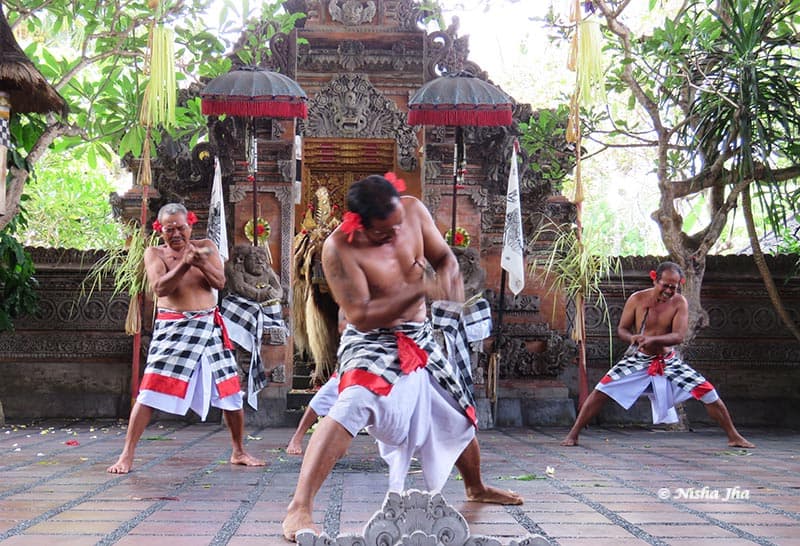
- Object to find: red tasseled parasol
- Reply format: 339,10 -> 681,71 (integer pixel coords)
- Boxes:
200,66 -> 307,246
200,66 -> 307,119
407,72 -> 513,245
407,72 -> 512,127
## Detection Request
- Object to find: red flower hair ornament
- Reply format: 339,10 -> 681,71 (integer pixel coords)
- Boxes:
152,210 -> 198,233
650,269 -> 685,284
340,211 -> 364,243
384,172 -> 406,192
340,174 -> 404,244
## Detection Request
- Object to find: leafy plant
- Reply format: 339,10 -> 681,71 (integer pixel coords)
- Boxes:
81,223 -> 158,334
82,223 -> 157,300
0,213 -> 38,333
529,220 -> 622,359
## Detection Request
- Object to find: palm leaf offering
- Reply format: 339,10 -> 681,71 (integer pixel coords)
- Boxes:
81,223 -> 158,334
139,24 -> 176,129
529,221 -> 621,358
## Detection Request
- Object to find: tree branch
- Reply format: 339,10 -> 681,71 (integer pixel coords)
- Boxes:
672,163 -> 800,198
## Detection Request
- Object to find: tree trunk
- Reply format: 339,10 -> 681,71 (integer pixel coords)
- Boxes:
742,187 -> 800,342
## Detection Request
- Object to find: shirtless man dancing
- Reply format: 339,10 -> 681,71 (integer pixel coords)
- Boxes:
282,174 -> 520,541
561,261 -> 754,449
107,203 -> 263,473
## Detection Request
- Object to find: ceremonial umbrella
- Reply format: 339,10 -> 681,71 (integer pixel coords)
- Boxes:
408,71 -> 514,420
407,71 -> 512,244
201,66 -> 308,246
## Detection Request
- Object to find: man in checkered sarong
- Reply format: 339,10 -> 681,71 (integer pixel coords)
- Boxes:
107,203 -> 264,474
561,261 -> 754,449
282,175 -> 520,541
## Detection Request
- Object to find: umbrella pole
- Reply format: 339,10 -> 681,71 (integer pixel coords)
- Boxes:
450,126 -> 464,244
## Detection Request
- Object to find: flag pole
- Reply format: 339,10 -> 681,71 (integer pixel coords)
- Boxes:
493,269 -> 508,419
493,138 -> 525,423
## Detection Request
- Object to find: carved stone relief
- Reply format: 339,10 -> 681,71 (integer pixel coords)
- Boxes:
482,322 -> 577,380
300,74 -> 418,171
328,0 -> 376,26
296,489 -> 548,546
452,246 -> 486,299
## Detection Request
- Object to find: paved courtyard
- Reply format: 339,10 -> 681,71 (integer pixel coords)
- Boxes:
0,420 -> 798,545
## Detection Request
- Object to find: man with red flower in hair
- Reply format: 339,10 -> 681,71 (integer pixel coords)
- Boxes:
282,175 -> 521,541
107,203 -> 263,473
561,261 -> 754,448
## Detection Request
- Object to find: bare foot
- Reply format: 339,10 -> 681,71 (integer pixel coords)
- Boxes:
106,454 -> 133,474
282,509 -> 317,542
466,485 -> 524,505
230,451 -> 265,466
560,436 -> 579,446
728,437 -> 755,449
286,438 -> 303,455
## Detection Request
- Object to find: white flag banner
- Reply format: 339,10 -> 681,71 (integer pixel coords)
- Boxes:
501,143 -> 525,295
208,158 -> 229,262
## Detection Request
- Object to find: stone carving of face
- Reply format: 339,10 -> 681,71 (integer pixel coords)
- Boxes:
244,248 -> 268,275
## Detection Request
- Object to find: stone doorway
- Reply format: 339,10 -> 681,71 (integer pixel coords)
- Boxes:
289,137 -> 396,402
296,137 -> 397,228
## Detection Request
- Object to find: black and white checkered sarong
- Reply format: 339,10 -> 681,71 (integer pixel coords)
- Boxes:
602,350 -> 712,396
337,319 -> 476,424
0,117 -> 10,148
142,308 -> 239,398
219,294 -> 269,409
431,297 -> 492,395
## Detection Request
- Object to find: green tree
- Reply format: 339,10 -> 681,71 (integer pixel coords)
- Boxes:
593,0 -> 800,342
20,154 -> 126,249
2,0 -> 305,233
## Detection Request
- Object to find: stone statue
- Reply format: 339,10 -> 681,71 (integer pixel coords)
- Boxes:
452,246 -> 486,299
226,245 -> 283,304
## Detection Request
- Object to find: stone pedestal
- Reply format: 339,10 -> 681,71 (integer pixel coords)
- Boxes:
493,379 -> 576,427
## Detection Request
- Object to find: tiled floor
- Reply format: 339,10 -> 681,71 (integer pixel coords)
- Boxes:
1,420 -> 797,545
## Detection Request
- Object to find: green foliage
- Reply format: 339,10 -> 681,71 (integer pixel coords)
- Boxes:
0,214 -> 38,333
518,105 -> 574,192
19,153 -> 126,250
530,222 -> 622,316
4,0 -> 309,234
5,0 -> 268,168
529,221 -> 622,357
81,223 -> 158,300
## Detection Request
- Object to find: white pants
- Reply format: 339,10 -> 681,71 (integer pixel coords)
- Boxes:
327,368 -> 474,493
597,369 -> 719,424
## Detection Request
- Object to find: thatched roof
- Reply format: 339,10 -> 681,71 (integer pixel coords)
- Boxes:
0,4 -> 67,115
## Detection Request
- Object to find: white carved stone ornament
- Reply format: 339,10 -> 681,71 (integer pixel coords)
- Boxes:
329,0 -> 377,25
296,489 -> 549,546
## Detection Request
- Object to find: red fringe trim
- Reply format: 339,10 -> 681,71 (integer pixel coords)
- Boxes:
202,99 -> 308,119
407,108 -> 512,127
